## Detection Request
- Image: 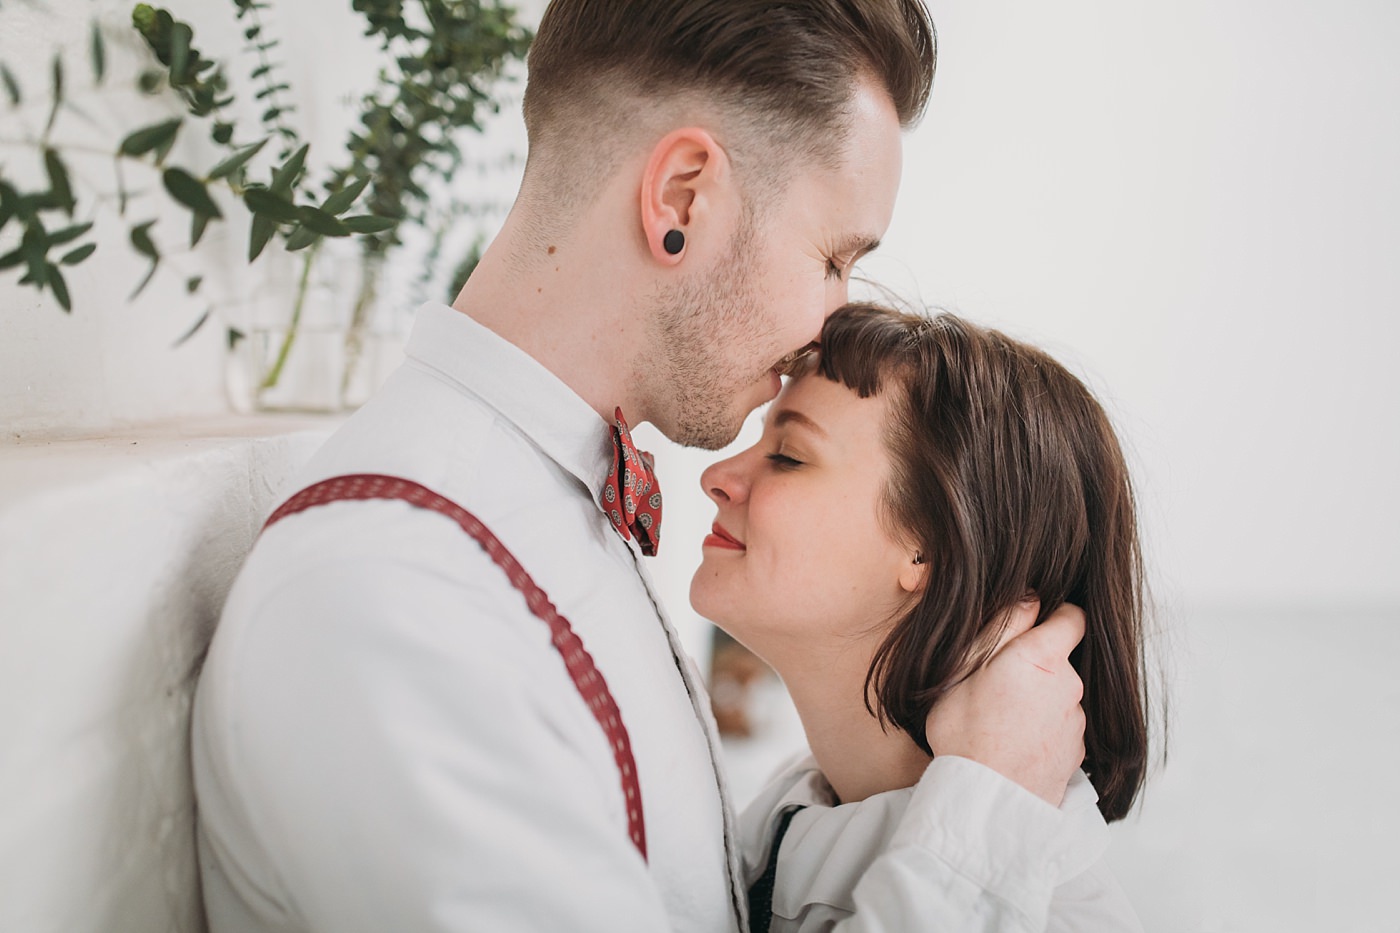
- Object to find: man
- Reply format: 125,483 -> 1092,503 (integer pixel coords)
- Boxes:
193,2 -> 1089,930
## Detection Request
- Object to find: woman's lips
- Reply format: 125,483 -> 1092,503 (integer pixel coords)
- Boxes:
703,522 -> 745,551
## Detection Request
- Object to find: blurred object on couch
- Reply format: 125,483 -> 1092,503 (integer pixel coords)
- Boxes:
708,627 -> 769,738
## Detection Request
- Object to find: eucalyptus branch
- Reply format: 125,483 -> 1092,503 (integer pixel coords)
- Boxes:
258,239 -> 318,389
233,1 -> 299,159
0,3 -> 390,331
1,0 -> 531,404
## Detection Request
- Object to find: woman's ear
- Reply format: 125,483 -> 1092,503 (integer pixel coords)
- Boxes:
639,127 -> 728,265
898,552 -> 929,594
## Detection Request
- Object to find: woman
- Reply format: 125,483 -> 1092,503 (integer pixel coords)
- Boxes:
691,304 -> 1150,931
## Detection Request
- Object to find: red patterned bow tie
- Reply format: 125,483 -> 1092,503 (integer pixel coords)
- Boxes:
602,408 -> 662,556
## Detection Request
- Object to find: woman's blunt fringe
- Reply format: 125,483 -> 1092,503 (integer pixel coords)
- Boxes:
817,303 -> 1150,822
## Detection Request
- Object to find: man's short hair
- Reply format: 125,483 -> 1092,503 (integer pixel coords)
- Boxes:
521,0 -> 936,199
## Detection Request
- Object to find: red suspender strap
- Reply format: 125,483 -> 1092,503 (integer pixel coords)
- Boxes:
262,473 -> 648,860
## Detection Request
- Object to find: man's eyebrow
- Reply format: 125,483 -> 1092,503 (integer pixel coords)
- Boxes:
772,408 -> 829,438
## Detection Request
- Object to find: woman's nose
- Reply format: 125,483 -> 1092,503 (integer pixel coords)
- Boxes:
700,450 -> 750,506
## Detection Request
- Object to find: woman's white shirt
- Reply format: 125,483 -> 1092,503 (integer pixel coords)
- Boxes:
739,754 -> 1145,932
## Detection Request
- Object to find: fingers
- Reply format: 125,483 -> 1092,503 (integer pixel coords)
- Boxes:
1015,601 -> 1085,658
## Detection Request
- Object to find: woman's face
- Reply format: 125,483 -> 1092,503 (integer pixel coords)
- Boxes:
690,373 -> 924,656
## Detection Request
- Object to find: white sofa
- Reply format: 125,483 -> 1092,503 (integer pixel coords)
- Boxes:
0,420 -> 332,933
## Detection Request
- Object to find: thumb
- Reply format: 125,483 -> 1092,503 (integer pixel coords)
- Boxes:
991,597 -> 1040,656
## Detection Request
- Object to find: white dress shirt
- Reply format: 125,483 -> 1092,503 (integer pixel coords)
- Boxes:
194,302 -> 1089,932
739,756 -> 1145,932
194,304 -> 743,932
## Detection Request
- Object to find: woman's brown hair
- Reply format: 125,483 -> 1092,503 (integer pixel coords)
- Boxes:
815,303 -> 1149,821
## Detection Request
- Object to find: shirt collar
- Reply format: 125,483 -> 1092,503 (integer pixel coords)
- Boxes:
404,302 -> 614,503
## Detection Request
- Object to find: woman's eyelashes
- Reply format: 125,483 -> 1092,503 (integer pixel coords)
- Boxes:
825,257 -> 844,281
765,451 -> 804,470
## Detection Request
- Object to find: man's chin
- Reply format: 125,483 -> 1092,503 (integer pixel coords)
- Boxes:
658,406 -> 746,452
677,420 -> 744,452
659,372 -> 778,450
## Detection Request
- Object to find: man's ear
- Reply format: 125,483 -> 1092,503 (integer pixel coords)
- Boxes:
639,127 -> 729,265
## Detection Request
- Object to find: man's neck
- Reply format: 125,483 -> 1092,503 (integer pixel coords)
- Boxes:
449,198 -> 653,427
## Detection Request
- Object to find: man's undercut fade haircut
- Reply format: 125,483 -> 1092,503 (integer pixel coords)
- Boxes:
522,0 -> 936,197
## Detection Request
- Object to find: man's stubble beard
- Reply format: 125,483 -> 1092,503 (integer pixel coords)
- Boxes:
646,218 -> 778,451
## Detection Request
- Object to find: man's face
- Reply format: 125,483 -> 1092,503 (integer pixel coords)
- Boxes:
646,79 -> 905,450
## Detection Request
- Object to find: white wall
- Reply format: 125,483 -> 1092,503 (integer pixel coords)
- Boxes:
882,0 -> 1400,613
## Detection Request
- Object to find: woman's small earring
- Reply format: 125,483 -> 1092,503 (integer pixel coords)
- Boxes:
663,229 -> 685,255
912,554 -> 925,565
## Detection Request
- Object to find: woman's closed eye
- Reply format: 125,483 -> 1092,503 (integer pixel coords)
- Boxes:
766,452 -> 804,469
825,257 -> 845,281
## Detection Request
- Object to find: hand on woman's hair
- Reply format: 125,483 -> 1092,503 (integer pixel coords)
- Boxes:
924,600 -> 1087,807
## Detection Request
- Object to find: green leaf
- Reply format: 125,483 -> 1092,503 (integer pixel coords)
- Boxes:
24,189 -> 67,211
0,245 -> 23,270
60,242 -> 97,265
255,83 -> 290,100
129,220 -> 158,259
90,20 -> 106,85
342,214 -> 397,234
130,264 -> 158,299
284,225 -> 320,251
114,160 -> 130,216
128,219 -> 160,298
243,187 -> 299,223
1,64 -> 20,106
320,175 -> 370,215
0,181 -> 19,232
132,3 -> 156,34
295,205 -> 350,237
244,25 -> 261,40
48,222 -> 93,247
270,143 -> 309,195
261,106 -> 284,123
119,118 -> 182,158
173,307 -> 211,346
47,262 -> 71,311
44,149 -> 76,215
190,210 -> 211,247
211,122 -> 234,145
44,53 -> 64,136
162,167 -> 223,219
186,275 -> 203,293
248,212 -> 275,261
169,21 -> 192,84
19,224 -> 48,283
250,64 -> 271,80
227,326 -> 246,350
207,138 -> 268,181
